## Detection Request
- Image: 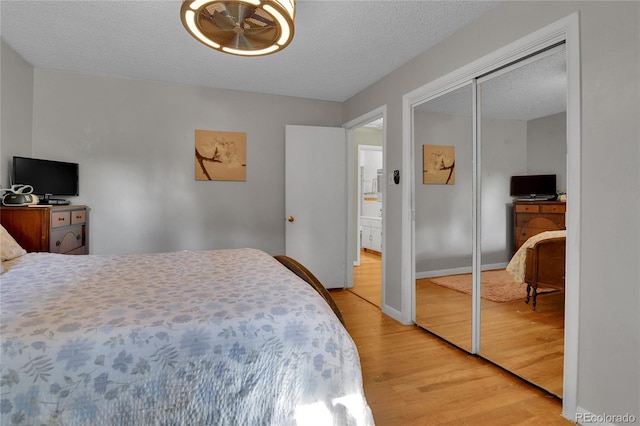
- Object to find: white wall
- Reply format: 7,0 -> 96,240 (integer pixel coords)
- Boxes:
0,40 -> 33,184
414,110 -> 474,273
480,117 -> 529,263
527,112 -> 567,192
23,69 -> 343,255
414,109 -> 528,273
343,0 -> 639,420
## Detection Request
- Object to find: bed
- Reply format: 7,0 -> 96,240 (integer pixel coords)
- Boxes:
0,226 -> 374,425
506,230 -> 566,310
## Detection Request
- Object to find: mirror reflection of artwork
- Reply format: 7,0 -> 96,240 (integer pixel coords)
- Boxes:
195,130 -> 246,181
423,144 -> 455,185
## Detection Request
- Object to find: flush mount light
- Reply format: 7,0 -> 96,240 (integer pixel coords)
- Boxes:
180,0 -> 295,57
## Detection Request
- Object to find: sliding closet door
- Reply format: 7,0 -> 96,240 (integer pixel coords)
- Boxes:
414,84 -> 474,351
478,46 -> 567,397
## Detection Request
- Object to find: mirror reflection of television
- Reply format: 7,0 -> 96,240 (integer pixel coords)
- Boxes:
510,174 -> 556,200
12,156 -> 79,204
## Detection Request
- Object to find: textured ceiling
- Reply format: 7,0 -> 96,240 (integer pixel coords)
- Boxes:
0,0 -> 501,102
417,47 -> 567,120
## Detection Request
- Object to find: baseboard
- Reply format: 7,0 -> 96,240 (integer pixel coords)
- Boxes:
381,303 -> 411,325
416,262 -> 509,280
362,248 -> 381,256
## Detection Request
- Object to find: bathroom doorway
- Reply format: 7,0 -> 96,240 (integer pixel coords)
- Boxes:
352,119 -> 384,307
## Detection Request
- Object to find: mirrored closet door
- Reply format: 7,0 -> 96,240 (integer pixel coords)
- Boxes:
414,45 -> 567,397
479,45 -> 567,397
414,83 -> 473,352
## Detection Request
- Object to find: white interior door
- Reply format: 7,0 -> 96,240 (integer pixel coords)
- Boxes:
285,125 -> 347,289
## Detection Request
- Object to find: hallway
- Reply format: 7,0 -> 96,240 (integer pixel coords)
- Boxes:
351,249 -> 382,307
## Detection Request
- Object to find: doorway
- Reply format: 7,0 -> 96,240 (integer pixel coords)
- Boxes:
354,142 -> 383,307
346,112 -> 386,309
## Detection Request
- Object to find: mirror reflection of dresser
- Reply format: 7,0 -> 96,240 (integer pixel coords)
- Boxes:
513,200 -> 566,253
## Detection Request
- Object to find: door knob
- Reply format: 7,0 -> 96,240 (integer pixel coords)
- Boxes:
287,216 -> 295,222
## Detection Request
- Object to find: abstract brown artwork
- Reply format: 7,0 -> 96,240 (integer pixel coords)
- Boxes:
195,130 -> 246,181
423,144 -> 455,185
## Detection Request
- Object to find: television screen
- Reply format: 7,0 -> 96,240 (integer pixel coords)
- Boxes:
12,156 -> 79,198
510,174 -> 556,199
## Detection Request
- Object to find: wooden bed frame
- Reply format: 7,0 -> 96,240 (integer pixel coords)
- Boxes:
274,255 -> 345,324
524,236 -> 566,310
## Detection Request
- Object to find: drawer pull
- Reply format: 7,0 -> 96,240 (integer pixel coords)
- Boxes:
77,235 -> 81,241
58,217 -> 65,222
56,240 -> 61,247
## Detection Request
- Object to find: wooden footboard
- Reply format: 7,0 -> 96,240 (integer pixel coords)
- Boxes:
274,255 -> 345,324
524,237 -> 566,310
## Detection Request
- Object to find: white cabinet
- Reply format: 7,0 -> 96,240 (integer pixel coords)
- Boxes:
361,217 -> 382,252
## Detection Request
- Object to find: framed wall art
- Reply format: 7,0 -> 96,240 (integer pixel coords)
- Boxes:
423,144 -> 455,185
195,129 -> 246,181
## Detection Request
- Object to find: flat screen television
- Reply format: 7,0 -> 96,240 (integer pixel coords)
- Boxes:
510,174 -> 556,200
12,156 -> 79,203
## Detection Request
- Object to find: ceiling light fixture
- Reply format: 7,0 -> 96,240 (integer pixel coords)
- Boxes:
180,0 -> 295,57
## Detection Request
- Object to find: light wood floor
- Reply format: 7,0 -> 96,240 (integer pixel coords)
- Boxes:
351,249 -> 382,307
416,278 -> 565,397
351,251 -> 564,398
331,290 -> 573,425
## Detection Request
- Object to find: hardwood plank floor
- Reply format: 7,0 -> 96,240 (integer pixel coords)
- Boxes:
416,278 -> 564,397
331,290 -> 573,425
351,249 -> 382,307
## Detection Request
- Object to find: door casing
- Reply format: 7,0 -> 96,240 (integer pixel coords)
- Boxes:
344,106 -> 387,296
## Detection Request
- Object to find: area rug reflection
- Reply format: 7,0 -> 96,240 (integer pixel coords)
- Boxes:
428,269 -> 557,303
1,248 -> 373,425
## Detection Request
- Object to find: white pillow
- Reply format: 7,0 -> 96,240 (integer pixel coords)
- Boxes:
1,224 -> 27,261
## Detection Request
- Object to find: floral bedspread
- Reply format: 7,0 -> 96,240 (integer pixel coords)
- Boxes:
1,248 -> 373,425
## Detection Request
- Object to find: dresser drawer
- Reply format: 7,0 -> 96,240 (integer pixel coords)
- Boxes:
515,213 -> 536,227
535,214 -> 565,229
541,204 -> 566,213
516,213 -> 564,228
51,211 -> 71,228
50,225 -> 84,254
516,236 -> 531,250
71,209 -> 86,225
515,204 -> 540,213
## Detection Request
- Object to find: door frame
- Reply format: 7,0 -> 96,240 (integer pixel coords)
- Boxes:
344,106 -> 387,294
401,13 -> 581,420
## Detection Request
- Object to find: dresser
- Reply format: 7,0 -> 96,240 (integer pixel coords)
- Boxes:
0,205 -> 88,254
513,201 -> 565,252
